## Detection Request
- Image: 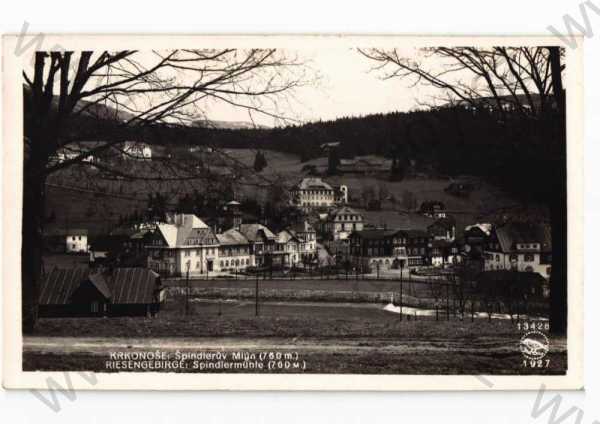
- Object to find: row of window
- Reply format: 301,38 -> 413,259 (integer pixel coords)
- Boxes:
486,264 -> 549,275
300,201 -> 332,206
485,253 -> 537,262
517,243 -> 540,249
220,247 -> 250,256
299,190 -> 333,196
335,215 -> 362,221
184,248 -> 216,257
220,258 -> 250,268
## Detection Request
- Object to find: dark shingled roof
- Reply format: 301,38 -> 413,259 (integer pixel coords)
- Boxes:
110,268 -> 160,304
39,268 -> 89,305
495,222 -> 552,253
39,267 -> 160,305
238,223 -> 276,242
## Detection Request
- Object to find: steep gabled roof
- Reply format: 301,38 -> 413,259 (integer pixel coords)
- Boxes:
238,223 -> 276,242
88,273 -> 112,299
181,227 -> 219,246
216,228 -> 249,246
39,268 -> 90,305
494,222 -> 552,253
277,229 -> 300,244
465,223 -> 493,236
155,214 -> 216,247
156,223 -> 178,247
39,267 -> 160,305
109,268 -> 160,304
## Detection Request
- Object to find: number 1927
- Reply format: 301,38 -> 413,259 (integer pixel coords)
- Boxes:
523,359 -> 550,368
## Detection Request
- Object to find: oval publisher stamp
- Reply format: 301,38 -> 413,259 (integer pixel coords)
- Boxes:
520,330 -> 550,360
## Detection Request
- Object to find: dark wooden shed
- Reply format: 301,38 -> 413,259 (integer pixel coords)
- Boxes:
39,267 -> 164,318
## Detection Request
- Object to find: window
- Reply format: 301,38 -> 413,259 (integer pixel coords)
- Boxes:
185,250 -> 190,257
196,261 -> 200,269
524,254 -> 534,262
196,249 -> 200,256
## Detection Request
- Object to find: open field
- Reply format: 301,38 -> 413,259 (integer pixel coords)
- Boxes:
26,297 -> 561,374
163,277 -> 549,314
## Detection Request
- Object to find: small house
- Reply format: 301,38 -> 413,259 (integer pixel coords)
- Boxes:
44,228 -> 89,253
39,267 -> 164,318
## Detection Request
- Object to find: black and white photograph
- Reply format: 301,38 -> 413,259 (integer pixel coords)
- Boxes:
2,34 -> 583,390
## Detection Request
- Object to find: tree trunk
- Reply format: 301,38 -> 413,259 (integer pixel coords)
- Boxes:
548,46 -> 567,336
549,186 -> 567,335
22,165 -> 46,334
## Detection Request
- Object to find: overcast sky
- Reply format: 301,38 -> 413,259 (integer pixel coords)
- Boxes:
203,48 -> 435,127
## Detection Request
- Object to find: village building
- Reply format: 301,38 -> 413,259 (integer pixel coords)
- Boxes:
53,141 -> 104,165
287,221 -> 318,263
483,222 -> 552,279
429,240 -> 462,267
323,206 -> 364,240
200,200 -> 244,234
275,229 -> 301,266
44,228 -> 89,253
122,141 -> 152,159
238,223 -> 278,267
332,184 -> 349,204
399,229 -> 433,267
64,229 -> 89,253
427,216 -> 456,242
349,228 -> 434,271
216,228 -> 253,271
349,229 -> 405,271
146,214 -> 220,276
463,223 -> 492,259
38,267 -> 164,317
419,200 -> 447,219
222,200 -> 243,229
290,178 -> 347,208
